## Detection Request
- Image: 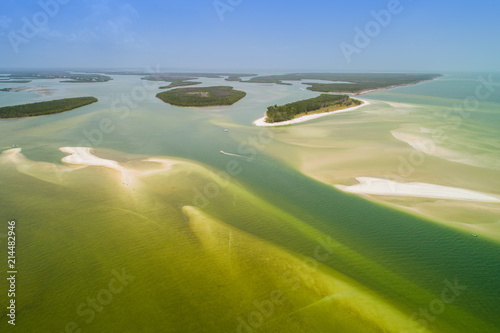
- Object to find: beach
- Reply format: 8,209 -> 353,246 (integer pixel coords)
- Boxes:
1,73 -> 500,333
253,99 -> 369,127
60,147 -> 185,185
60,147 -> 124,171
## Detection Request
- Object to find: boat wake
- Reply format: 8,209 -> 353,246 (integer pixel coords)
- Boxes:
219,150 -> 249,159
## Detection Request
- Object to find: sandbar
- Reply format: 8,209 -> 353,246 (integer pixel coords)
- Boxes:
253,99 -> 369,127
59,147 -> 183,186
60,147 -> 124,172
336,177 -> 500,203
391,130 -> 498,169
0,148 -> 23,163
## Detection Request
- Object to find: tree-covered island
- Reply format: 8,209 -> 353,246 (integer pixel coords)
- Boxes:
265,94 -> 361,123
156,86 -> 246,107
0,97 -> 98,118
227,73 -> 441,94
159,80 -> 202,89
0,71 -> 111,83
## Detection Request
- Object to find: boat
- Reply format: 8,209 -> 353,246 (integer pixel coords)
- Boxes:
220,150 -> 225,154
224,129 -> 228,132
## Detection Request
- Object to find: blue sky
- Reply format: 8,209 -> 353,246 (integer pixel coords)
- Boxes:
0,0 -> 499,72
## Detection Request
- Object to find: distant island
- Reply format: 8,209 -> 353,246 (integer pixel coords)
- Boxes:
0,71 -> 112,83
159,80 -> 201,89
156,86 -> 246,107
264,94 -> 362,123
0,87 -> 28,92
140,72 -> 256,81
0,97 -> 98,119
60,74 -> 112,83
138,72 -> 256,91
227,73 -> 441,94
0,80 -> 32,84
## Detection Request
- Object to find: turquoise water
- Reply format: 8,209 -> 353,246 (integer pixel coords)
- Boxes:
0,73 -> 499,332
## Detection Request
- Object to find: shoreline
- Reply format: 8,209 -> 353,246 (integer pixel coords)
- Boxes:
253,99 -> 369,127
59,147 -> 182,185
60,147 -> 124,171
336,177 -> 500,203
306,75 -> 444,96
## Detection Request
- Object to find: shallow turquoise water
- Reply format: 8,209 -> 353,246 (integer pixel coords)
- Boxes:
0,73 -> 499,332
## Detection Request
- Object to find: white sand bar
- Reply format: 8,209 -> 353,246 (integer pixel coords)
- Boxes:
60,147 -> 124,172
253,99 -> 369,127
336,177 -> 500,203
59,147 -> 182,186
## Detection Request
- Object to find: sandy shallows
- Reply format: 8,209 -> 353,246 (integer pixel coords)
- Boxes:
336,177 -> 500,203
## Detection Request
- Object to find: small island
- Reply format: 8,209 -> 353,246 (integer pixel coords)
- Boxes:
0,71 -> 111,83
0,80 -> 32,84
159,80 -> 201,89
255,94 -> 364,126
0,97 -> 98,119
228,73 -> 441,94
60,74 -> 112,83
0,87 -> 28,92
156,86 -> 246,107
138,72 -> 256,91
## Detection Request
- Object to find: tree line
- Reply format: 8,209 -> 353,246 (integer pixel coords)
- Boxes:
156,86 -> 246,107
0,97 -> 98,118
266,94 -> 361,123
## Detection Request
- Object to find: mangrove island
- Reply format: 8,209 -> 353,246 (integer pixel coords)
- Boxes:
156,86 -> 246,107
0,97 -> 98,118
265,94 -> 362,123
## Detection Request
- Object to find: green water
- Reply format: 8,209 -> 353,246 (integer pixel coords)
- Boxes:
0,74 -> 499,332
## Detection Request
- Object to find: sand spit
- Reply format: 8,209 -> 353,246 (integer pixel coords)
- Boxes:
60,147 -> 133,183
60,147 -> 124,172
141,158 -> 181,175
0,148 -> 79,184
59,147 -> 182,185
253,99 -> 369,127
1,147 -> 182,186
336,177 -> 500,203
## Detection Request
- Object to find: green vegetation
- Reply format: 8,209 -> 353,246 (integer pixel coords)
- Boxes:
228,73 -> 441,94
141,73 -> 256,89
0,87 -> 27,92
60,75 -> 112,83
265,94 -> 361,123
140,73 -> 256,81
156,86 -> 246,107
159,80 -> 201,89
143,75 -> 198,82
227,76 -> 292,85
0,97 -> 98,119
0,80 -> 32,83
225,76 -> 247,82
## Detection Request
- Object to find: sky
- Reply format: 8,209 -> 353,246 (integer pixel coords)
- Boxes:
0,0 -> 499,72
